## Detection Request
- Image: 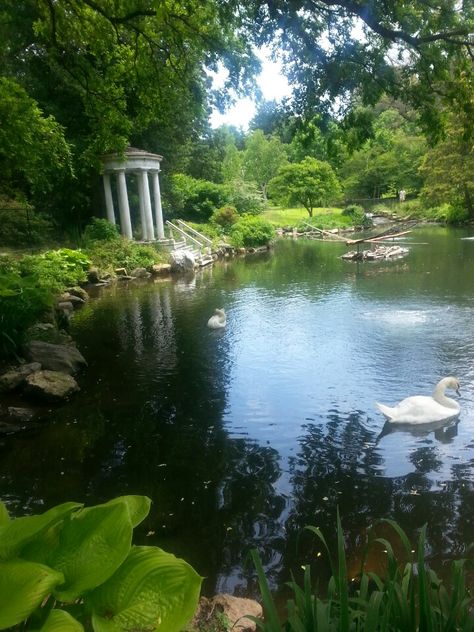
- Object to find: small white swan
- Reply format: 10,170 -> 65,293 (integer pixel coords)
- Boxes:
376,377 -> 460,424
207,308 -> 226,329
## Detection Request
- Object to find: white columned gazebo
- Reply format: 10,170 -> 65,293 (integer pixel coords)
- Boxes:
101,147 -> 165,240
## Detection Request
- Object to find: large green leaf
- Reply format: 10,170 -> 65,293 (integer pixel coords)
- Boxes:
50,501 -> 134,602
21,521 -> 64,565
0,500 -> 10,526
87,546 -> 202,632
101,495 -> 151,528
0,559 -> 64,630
0,502 -> 82,561
22,497 -> 150,567
34,609 -> 84,632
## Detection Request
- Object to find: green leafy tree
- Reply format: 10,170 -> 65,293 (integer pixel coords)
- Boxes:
243,130 -> 288,199
222,142 -> 244,183
269,157 -> 341,217
252,1 -> 473,140
419,115 -> 474,217
168,174 -> 228,222
186,125 -> 245,183
342,107 -> 426,199
0,77 -> 72,214
288,117 -> 349,171
0,0 -> 258,229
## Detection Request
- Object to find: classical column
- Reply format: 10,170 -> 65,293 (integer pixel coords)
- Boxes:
103,173 -> 116,225
138,175 -> 148,240
117,170 -> 133,239
141,170 -> 155,241
152,170 -> 165,239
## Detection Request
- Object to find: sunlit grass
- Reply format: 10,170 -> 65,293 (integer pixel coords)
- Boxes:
263,206 -> 352,230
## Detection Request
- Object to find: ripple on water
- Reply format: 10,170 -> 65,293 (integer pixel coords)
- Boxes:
3,230 -> 474,596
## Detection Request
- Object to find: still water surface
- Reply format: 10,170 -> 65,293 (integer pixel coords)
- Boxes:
2,226 -> 474,595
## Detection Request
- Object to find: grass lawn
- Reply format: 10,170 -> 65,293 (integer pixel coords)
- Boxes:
263,206 -> 352,230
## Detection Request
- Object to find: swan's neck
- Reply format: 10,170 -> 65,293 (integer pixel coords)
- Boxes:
433,383 -> 459,409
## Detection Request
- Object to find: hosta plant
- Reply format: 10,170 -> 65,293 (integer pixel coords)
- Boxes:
0,496 -> 202,632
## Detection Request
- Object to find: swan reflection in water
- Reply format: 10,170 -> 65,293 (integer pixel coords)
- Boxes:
377,415 -> 460,445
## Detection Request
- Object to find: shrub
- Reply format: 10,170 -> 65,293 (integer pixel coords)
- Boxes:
0,272 -> 53,357
0,255 -> 19,275
411,202 -> 470,224
371,204 -> 393,215
187,222 -> 222,240
168,174 -> 228,222
0,198 -> 54,247
443,204 -> 469,225
396,198 -> 423,218
18,248 -> 91,291
225,180 -> 265,215
342,204 -> 372,228
211,205 -> 239,231
342,203 -> 364,218
83,217 -> 120,243
85,238 -> 167,274
229,215 -> 275,248
0,496 -> 201,631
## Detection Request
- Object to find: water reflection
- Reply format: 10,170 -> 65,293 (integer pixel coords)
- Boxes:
2,229 -> 474,597
377,418 -> 460,444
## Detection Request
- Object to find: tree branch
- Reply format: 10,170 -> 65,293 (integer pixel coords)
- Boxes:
79,0 -> 156,25
312,0 -> 473,49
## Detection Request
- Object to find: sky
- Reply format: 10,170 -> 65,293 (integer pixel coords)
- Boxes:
209,47 -> 292,130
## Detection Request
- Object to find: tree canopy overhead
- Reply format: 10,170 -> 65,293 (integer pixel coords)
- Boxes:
0,0 -> 258,159
249,0 -> 473,139
0,0 -> 258,225
0,0 -> 472,230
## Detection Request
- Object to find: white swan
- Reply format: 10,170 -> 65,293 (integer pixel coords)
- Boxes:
207,308 -> 226,329
376,377 -> 460,424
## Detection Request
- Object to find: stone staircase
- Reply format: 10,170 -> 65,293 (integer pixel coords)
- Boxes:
165,220 -> 214,267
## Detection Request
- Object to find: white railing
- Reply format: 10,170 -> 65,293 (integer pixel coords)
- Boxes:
176,219 -> 213,245
166,220 -> 204,249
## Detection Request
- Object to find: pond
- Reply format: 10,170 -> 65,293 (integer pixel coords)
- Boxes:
2,226 -> 474,597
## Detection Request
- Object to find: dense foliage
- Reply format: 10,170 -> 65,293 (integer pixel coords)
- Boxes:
0,0 -> 472,231
269,158 -> 341,217
0,272 -> 53,358
243,131 -> 288,200
168,174 -> 228,222
341,204 -> 371,228
86,239 -> 167,275
82,218 -> 120,244
211,206 -> 240,231
229,215 -> 275,248
0,0 -> 257,229
0,234 -> 169,359
0,199 -> 54,247
0,495 -> 201,631
342,108 -> 426,200
0,249 -> 90,356
18,250 -> 91,292
250,1 -> 473,142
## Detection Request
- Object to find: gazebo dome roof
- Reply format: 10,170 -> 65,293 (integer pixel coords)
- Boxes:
101,146 -> 163,172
